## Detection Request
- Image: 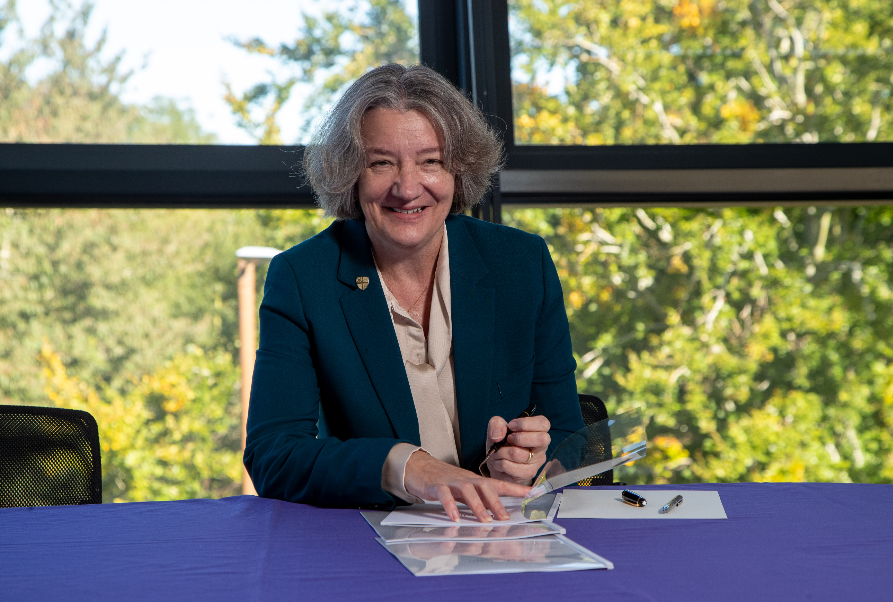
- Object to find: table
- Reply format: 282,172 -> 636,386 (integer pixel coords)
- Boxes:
2,483 -> 890,601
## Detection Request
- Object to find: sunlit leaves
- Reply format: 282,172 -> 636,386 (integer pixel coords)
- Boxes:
225,0 -> 418,145
510,0 -> 893,144
506,206 -> 893,484
40,343 -> 241,502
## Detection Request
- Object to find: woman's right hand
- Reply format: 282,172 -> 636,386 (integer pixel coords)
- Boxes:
403,450 -> 530,523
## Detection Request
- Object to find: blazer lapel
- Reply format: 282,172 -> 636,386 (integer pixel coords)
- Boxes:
446,216 -> 496,468
337,220 -> 421,445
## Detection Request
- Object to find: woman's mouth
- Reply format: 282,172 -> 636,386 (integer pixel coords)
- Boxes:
390,207 -> 425,214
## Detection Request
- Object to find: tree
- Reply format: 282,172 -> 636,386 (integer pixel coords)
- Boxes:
511,0 -> 892,144
506,205 -> 893,484
0,1 -> 304,501
224,0 -> 417,144
40,343 -> 242,502
506,1 -> 893,484
1,204 -> 323,500
0,0 -> 216,143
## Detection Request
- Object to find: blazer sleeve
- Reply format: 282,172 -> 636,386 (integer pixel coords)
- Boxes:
244,254 -> 405,508
532,237 -> 585,457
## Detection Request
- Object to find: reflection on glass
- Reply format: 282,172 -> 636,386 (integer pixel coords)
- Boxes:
366,517 -> 565,544
523,410 -> 647,514
509,0 -> 893,145
379,535 -> 612,576
1,1 -> 418,144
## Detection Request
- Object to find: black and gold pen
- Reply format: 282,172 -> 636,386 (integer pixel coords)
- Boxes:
478,403 -> 537,474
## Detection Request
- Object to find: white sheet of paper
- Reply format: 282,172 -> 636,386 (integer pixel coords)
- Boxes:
558,489 -> 727,519
381,495 -> 561,527
361,510 -> 566,543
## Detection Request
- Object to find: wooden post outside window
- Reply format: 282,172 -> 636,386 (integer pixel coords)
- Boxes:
235,247 -> 281,496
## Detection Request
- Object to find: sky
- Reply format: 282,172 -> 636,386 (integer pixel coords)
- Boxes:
14,0 -> 418,145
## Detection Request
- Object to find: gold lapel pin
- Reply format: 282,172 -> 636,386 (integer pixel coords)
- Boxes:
356,276 -> 369,291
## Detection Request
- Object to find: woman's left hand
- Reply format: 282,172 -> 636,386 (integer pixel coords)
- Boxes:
485,415 -> 551,485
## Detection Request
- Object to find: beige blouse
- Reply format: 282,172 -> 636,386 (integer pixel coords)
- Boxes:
378,228 -> 458,504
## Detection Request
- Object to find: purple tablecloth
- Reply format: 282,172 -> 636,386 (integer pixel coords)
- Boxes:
2,483 -> 890,601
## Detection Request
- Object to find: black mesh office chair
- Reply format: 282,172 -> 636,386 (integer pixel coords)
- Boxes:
575,394 -> 616,486
0,405 -> 102,507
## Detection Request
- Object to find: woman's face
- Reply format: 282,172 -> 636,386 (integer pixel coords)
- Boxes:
357,107 -> 455,260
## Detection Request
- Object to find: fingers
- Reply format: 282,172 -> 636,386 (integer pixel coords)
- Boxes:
504,415 -> 550,451
486,443 -> 548,484
507,430 -> 550,452
501,445 -> 544,464
486,416 -> 509,451
436,486 -> 462,523
488,458 -> 543,484
404,451 -> 528,523
474,482 -> 510,521
507,416 -> 551,435
486,477 -> 533,498
484,413 -> 551,484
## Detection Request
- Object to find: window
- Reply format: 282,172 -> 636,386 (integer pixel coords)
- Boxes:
505,205 -> 893,484
509,0 -> 893,146
1,206 -> 331,501
3,0 -> 419,145
2,0 -> 891,496
0,0 -> 414,501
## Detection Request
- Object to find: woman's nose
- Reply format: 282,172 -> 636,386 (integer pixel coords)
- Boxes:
391,165 -> 422,200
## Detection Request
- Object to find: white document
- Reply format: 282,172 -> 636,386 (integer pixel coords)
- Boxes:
381,494 -> 561,527
376,534 -> 613,576
558,489 -> 728,519
361,510 -> 566,543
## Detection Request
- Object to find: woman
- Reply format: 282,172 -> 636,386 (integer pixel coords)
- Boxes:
245,64 -> 583,522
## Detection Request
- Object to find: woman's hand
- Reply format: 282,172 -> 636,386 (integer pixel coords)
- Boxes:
403,450 -> 530,523
485,415 -> 551,485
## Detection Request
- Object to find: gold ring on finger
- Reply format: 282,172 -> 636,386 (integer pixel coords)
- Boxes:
525,450 -> 534,464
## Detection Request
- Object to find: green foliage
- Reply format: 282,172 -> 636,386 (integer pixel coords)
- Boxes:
505,206 -> 893,484
0,209 -> 260,405
224,0 -> 418,144
40,342 -> 242,502
0,207 -> 325,501
0,0 -> 215,143
4,0 -> 892,499
511,0 -> 893,144
506,1 -> 893,484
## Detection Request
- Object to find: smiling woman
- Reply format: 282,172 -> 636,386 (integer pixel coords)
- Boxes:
357,108 -> 455,271
244,64 -> 586,522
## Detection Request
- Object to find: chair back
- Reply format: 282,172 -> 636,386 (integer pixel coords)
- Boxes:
0,405 -> 102,507
576,394 -> 613,486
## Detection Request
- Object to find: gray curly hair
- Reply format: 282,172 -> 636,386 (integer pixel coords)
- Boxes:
301,64 -> 504,220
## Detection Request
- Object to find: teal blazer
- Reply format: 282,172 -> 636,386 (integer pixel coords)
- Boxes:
245,214 -> 583,508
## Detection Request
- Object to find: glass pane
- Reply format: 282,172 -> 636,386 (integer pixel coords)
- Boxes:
503,205 -> 893,484
0,207 -> 333,501
1,0 -> 418,144
509,0 -> 893,145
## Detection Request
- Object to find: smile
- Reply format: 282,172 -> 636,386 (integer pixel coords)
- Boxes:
390,207 -> 425,214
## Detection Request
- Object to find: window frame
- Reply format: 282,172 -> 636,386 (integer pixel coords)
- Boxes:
1,0 -> 891,215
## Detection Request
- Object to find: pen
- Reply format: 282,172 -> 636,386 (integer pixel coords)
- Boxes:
660,494 -> 683,514
479,403 -> 537,474
621,489 -> 647,507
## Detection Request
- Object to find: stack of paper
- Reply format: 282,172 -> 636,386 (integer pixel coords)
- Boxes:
363,495 -> 614,576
